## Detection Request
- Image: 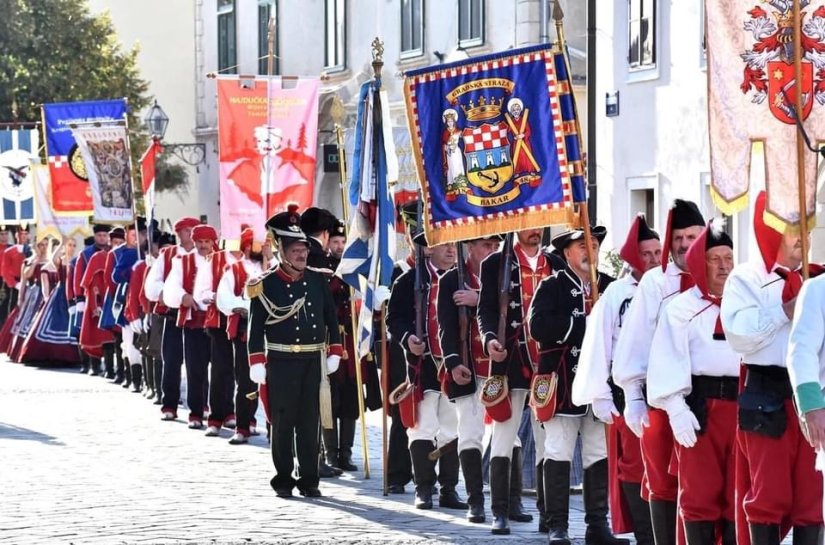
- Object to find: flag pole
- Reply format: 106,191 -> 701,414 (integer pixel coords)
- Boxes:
793,0 -> 811,279
553,0 -> 599,302
265,11 -> 277,220
333,97 -> 371,481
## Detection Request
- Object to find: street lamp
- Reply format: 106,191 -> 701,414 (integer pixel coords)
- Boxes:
143,100 -> 205,166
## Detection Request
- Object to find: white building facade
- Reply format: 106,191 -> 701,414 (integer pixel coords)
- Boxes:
595,0 -> 825,262
194,0 -> 588,224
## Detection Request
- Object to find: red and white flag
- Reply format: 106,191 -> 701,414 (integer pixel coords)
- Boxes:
706,0 -> 825,231
140,139 -> 162,224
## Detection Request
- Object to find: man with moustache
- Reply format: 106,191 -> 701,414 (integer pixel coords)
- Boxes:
572,215 -> 660,545
613,199 -> 705,545
477,227 -> 564,535
246,206 -> 342,499
648,221 -> 738,545
164,224 -> 219,429
438,234 -> 502,523
387,226 -> 467,512
144,216 -> 200,421
529,226 -> 625,545
721,192 -> 823,545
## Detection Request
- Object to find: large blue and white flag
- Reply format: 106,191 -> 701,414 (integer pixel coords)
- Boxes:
0,128 -> 39,225
336,78 -> 398,359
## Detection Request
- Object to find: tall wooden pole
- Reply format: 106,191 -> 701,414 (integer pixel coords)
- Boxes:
265,12 -> 276,219
553,0 -> 599,301
333,97 -> 371,480
793,0 -> 811,279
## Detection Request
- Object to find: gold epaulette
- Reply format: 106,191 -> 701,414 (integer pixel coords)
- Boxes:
246,267 -> 275,299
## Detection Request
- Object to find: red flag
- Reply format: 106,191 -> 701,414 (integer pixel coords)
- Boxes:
140,140 -> 161,194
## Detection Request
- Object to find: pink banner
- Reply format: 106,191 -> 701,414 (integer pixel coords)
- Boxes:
217,77 -> 320,241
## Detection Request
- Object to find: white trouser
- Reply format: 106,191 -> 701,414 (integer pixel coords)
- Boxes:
490,389 -> 528,458
543,412 -> 606,469
121,325 -> 141,364
454,379 -> 486,453
407,390 -> 458,447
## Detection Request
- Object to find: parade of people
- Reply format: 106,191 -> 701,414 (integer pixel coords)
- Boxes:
4,1 -> 825,543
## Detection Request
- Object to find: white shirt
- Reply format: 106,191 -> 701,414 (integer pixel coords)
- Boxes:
787,274 -> 825,412
144,244 -> 186,302
612,262 -> 686,400
720,260 -> 790,366
193,251 -> 238,309
162,249 -> 206,310
647,287 -> 741,411
572,275 -> 638,406
216,258 -> 263,316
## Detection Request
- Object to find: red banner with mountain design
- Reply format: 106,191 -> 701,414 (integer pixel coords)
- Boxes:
216,77 -> 319,241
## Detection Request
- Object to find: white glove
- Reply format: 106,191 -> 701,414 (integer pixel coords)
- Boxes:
374,285 -> 391,306
668,404 -> 701,448
129,319 -> 142,332
624,399 -> 650,438
76,301 -> 86,313
592,398 -> 620,424
326,355 -> 341,374
249,363 -> 267,385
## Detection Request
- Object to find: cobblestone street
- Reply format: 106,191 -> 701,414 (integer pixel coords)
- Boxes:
0,357 -> 595,544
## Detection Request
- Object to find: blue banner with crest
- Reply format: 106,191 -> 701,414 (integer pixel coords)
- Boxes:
403,44 -> 585,245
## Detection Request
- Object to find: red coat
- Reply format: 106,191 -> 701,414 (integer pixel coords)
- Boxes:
1,245 -> 24,290
124,261 -> 148,324
79,250 -> 114,356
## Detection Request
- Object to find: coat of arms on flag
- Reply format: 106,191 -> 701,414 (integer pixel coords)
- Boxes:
0,128 -> 38,225
707,0 -> 825,230
404,44 -> 584,245
41,99 -> 127,216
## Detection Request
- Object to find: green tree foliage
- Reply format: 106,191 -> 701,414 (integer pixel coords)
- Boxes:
0,0 -> 187,194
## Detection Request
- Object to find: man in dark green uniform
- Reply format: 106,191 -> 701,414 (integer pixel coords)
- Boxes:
247,206 -> 343,499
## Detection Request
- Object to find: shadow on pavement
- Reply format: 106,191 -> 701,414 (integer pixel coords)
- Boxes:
0,422 -> 63,445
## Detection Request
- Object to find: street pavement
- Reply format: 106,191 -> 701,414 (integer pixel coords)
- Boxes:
0,356 -> 596,544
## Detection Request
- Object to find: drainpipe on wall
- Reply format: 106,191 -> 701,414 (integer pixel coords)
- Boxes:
539,0 -> 549,44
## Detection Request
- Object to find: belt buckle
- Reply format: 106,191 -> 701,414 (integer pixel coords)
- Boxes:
291,344 -> 301,353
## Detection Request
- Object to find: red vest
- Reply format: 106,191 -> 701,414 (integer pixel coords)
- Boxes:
177,252 -> 206,329
153,246 -> 178,315
204,250 -> 229,329
226,260 -> 249,341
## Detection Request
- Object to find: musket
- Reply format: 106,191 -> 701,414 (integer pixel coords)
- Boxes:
413,199 -> 427,345
497,233 -> 514,342
455,242 -> 470,369
428,437 -> 458,461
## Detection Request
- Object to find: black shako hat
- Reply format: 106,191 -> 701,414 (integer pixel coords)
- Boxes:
267,204 -> 309,249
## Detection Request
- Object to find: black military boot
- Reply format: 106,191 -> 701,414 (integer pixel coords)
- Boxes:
144,356 -> 155,399
583,459 -> 630,545
78,353 -> 89,374
102,345 -> 115,379
490,456 -> 511,535
793,526 -> 823,545
684,521 -> 715,545
545,459 -> 571,545
130,363 -> 142,393
337,418 -> 358,471
322,427 -> 340,469
438,448 -> 468,510
620,481 -> 654,545
749,524 -> 780,545
721,520 -> 736,545
409,440 -> 437,510
121,358 -> 132,389
537,460 -> 549,533
509,446 -> 534,522
649,500 -> 678,545
459,448 -> 485,523
152,358 -> 163,405
88,357 -> 101,376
